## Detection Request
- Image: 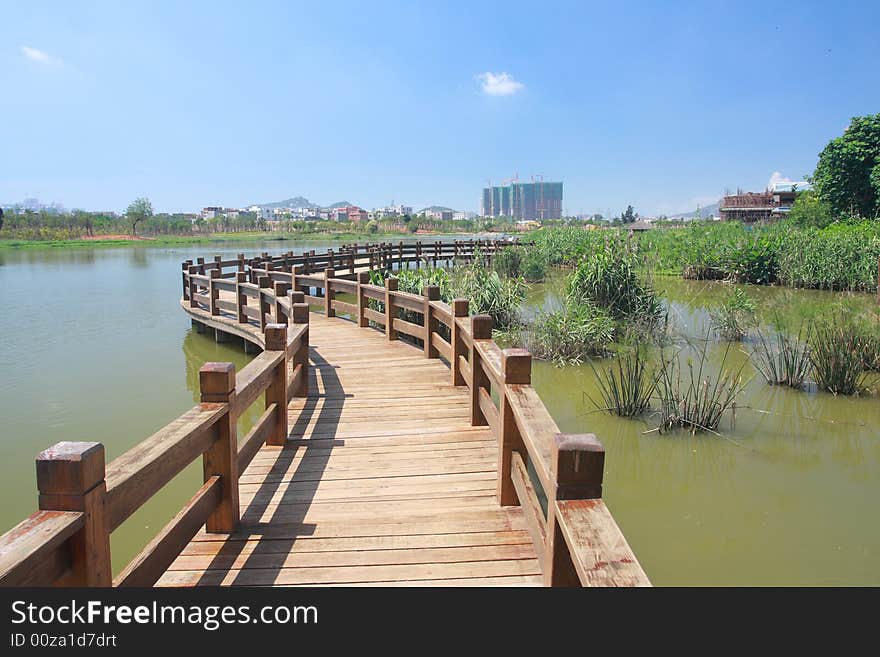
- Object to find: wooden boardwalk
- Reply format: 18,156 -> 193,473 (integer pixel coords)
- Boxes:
159,313 -> 542,586
0,241 -> 648,589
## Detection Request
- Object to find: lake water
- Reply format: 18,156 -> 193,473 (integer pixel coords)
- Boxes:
1,241 -> 878,585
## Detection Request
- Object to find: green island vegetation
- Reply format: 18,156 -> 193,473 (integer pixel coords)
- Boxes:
360,114 -> 880,436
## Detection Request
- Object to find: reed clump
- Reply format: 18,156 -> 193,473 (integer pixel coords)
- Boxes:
654,340 -> 749,434
709,287 -> 757,340
749,327 -> 811,388
807,311 -> 868,395
586,345 -> 656,417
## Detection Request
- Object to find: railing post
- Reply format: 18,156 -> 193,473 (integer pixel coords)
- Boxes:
36,442 -> 111,586
423,285 -> 440,358
385,276 -> 398,340
274,281 -> 291,324
182,262 -> 190,300
357,271 -> 370,328
196,256 -> 205,275
236,272 -> 248,324
264,324 -> 288,446
450,298 -> 469,386
499,349 -> 531,506
545,433 -> 605,587
291,302 -> 310,398
469,314 -> 493,426
324,268 -> 336,317
188,265 -> 199,308
258,275 -> 272,331
199,363 -> 239,533
209,268 -> 221,316
237,253 -> 245,272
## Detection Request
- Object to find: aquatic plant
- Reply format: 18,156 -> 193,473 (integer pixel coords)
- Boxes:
653,339 -> 749,434
808,311 -> 867,395
566,233 -> 663,326
749,327 -> 811,388
709,287 -> 757,340
527,302 -> 615,365
586,345 -> 657,417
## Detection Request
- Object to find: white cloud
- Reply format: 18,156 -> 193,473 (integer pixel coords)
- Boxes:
476,72 -> 524,96
20,45 -> 59,64
768,171 -> 794,188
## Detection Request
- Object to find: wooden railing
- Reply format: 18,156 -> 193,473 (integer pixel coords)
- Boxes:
0,239 -> 648,587
0,284 -> 310,587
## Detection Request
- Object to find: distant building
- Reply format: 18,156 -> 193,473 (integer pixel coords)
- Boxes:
422,209 -> 453,221
376,204 -> 413,217
201,206 -> 223,220
720,182 -> 808,222
481,180 -> 563,220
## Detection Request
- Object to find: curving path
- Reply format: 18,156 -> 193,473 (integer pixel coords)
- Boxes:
162,298 -> 542,586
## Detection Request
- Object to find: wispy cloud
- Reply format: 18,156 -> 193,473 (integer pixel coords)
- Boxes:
476,72 -> 524,96
20,45 -> 61,65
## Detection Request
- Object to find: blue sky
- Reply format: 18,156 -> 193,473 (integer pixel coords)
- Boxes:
2,1 -> 879,216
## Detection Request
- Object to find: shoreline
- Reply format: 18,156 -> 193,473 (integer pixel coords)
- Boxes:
0,230 -> 498,251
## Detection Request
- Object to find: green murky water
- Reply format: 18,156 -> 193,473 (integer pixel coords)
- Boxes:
1,245 -> 877,584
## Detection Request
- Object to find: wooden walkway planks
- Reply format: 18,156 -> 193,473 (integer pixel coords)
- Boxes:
159,312 -> 542,586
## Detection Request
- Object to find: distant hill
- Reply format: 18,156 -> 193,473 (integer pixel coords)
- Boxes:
418,205 -> 455,214
255,197 -> 317,210
251,197 -> 354,211
668,201 -> 720,220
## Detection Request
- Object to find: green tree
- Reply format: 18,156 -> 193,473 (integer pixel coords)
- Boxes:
787,190 -> 835,227
618,205 -> 638,223
126,197 -> 153,236
0,208 -> 4,231
813,113 -> 880,218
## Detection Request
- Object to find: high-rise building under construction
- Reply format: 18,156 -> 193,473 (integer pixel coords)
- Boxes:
481,179 -> 563,220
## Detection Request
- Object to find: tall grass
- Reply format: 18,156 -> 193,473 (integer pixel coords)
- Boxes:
709,287 -> 757,340
566,233 -> 664,325
586,346 -> 656,417
654,339 -> 749,434
527,302 -> 615,365
749,328 -> 811,388
808,312 -> 867,395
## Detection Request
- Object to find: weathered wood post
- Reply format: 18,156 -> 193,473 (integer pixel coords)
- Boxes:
469,314 -> 493,426
291,301 -> 310,398
423,285 -> 440,358
385,276 -> 398,340
236,272 -> 248,324
199,363 -> 239,533
188,265 -> 199,308
324,268 -> 336,317
209,268 -> 221,316
274,281 -> 291,324
196,256 -> 205,275
35,442 -> 112,586
237,253 -> 245,272
450,298 -> 469,386
397,241 -> 403,270
182,262 -> 190,300
264,324 -> 288,446
349,248 -> 356,276
499,349 -> 531,506
258,275 -> 272,331
357,271 -> 370,328
545,433 -> 605,586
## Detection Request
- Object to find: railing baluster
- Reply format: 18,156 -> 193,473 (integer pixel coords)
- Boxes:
325,268 -> 335,318
357,271 -> 370,328
545,433 -> 605,586
424,285 -> 440,358
499,349 -> 531,506
451,298 -> 469,386
469,314 -> 493,425
36,442 -> 111,586
199,363 -> 239,533
264,324 -> 288,446
385,276 -> 398,340
209,268 -> 220,316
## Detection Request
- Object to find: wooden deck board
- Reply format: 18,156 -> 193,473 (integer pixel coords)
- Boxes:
160,311 -> 540,587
